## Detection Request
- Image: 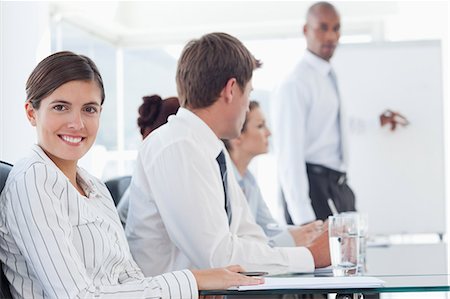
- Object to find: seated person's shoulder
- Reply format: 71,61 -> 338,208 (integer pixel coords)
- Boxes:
3,146 -> 74,196
4,157 -> 49,189
141,126 -> 197,159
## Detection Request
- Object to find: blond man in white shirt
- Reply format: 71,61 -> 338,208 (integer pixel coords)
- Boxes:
126,32 -> 331,277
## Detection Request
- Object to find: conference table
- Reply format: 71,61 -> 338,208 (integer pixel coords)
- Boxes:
200,242 -> 449,297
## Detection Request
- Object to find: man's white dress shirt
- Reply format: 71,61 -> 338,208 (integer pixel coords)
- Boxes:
125,108 -> 314,276
0,145 -> 198,299
271,50 -> 346,225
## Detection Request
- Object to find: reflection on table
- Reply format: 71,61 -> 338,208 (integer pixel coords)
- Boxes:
200,243 -> 449,297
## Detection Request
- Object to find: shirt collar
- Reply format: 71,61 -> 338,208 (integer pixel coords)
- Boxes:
175,107 -> 224,159
76,168 -> 100,198
31,144 -> 100,198
231,161 -> 243,183
303,50 -> 333,77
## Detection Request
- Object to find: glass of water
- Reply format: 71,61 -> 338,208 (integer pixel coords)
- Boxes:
357,213 -> 369,272
328,214 -> 360,276
340,212 -> 369,273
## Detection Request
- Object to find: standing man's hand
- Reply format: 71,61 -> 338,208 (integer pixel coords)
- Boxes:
306,228 -> 331,268
380,109 -> 409,131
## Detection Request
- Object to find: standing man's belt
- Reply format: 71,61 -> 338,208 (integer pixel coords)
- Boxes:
306,163 -> 347,185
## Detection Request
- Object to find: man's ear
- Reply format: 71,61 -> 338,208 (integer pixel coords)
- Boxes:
228,137 -> 242,153
221,78 -> 237,104
25,101 -> 37,126
303,24 -> 308,36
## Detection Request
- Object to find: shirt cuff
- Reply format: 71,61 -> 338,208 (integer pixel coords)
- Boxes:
157,270 -> 199,299
283,246 -> 315,273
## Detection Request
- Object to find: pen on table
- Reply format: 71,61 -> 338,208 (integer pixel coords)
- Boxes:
327,198 -> 338,216
238,271 -> 268,277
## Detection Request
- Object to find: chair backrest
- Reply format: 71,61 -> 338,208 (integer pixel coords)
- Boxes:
104,176 -> 132,206
0,161 -> 13,299
0,161 -> 13,195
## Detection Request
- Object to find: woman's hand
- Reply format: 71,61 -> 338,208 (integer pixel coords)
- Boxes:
191,265 -> 264,290
289,220 -> 324,246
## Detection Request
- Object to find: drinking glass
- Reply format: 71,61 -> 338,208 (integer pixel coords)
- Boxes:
328,214 -> 360,276
340,212 -> 369,272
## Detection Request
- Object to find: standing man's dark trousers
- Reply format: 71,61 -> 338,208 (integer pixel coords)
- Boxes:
284,163 -> 356,224
306,163 -> 356,221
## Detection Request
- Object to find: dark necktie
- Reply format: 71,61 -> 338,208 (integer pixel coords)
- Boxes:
216,150 -> 232,225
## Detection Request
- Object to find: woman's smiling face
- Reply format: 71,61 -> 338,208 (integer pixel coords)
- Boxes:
26,79 -> 102,167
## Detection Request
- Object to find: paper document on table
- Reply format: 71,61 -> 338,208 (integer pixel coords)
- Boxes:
234,276 -> 385,291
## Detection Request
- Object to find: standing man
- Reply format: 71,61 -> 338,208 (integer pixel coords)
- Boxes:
271,2 -> 407,224
125,32 -> 330,276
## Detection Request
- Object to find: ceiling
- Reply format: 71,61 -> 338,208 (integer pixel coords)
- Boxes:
49,1 -> 400,47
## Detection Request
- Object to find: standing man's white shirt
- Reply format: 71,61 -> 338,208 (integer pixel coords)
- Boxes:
125,108 -> 314,276
271,50 -> 346,224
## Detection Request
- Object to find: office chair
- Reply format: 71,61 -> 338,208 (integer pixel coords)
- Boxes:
0,161 -> 13,299
0,161 -> 12,196
105,176 -> 132,206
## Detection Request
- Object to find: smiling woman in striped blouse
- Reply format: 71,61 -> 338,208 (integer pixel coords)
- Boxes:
0,51 -> 262,299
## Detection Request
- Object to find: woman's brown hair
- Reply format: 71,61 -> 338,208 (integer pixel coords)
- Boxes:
26,51 -> 105,109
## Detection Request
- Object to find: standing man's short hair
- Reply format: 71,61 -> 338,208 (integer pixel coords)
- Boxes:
306,1 -> 338,20
176,32 -> 261,109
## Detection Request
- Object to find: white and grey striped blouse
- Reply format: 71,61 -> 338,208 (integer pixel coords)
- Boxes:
0,145 -> 198,299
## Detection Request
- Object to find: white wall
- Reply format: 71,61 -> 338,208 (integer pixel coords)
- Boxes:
334,41 -> 445,235
0,2 -> 50,163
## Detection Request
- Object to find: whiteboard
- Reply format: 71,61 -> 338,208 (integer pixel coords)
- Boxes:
333,41 -> 445,235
